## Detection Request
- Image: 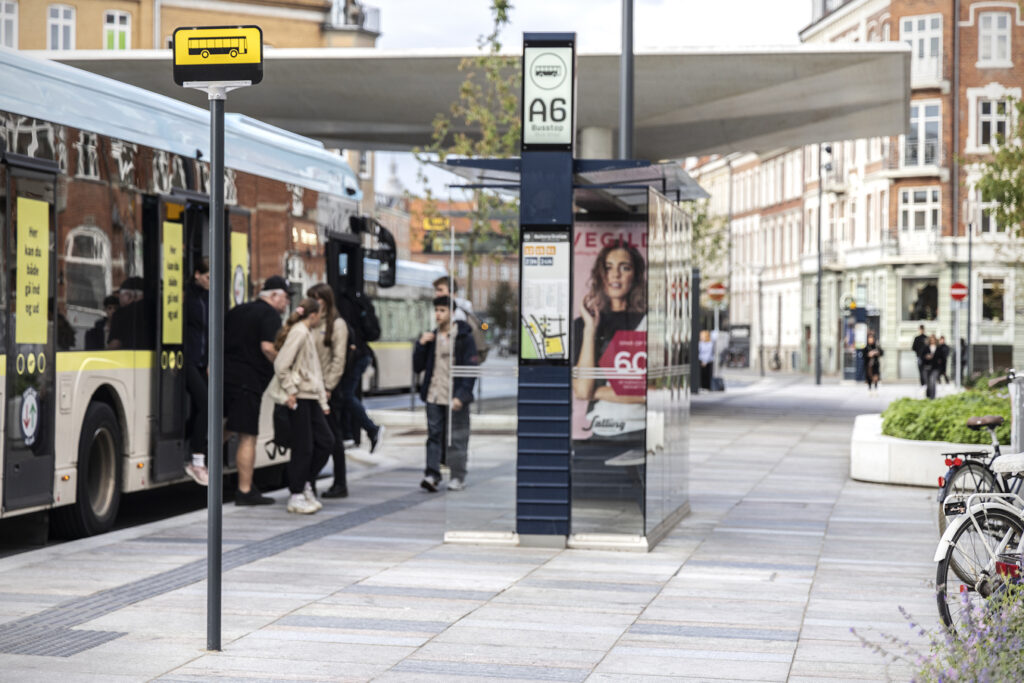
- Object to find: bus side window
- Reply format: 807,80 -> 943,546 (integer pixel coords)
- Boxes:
64,225 -> 112,351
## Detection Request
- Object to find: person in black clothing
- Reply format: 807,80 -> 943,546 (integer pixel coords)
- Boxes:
85,294 -> 119,350
413,295 -> 479,492
864,330 -> 883,393
183,259 -> 210,486
923,334 -> 942,399
108,276 -> 155,349
938,335 -> 951,384
912,324 -> 928,387
223,275 -> 289,505
336,287 -> 384,453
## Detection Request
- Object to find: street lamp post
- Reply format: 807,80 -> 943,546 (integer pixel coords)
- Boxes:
815,144 -> 830,385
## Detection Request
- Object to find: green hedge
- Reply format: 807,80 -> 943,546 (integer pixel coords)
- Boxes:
881,392 -> 1011,444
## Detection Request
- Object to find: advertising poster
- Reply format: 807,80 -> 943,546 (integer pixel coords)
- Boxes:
16,197 -> 49,346
162,222 -> 183,345
571,220 -> 648,524
520,231 -> 570,360
230,231 -> 249,307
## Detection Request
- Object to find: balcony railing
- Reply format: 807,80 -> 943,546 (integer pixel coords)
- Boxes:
911,57 -> 943,85
329,2 -> 380,33
882,140 -> 943,171
881,231 -> 941,257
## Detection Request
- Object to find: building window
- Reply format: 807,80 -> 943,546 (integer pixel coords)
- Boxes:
65,226 -> 112,314
902,277 -> 938,321
902,14 -> 942,81
978,12 -> 1011,66
358,151 -> 371,179
905,102 -> 940,166
1,1 -> 16,48
979,99 -> 1010,147
900,188 -> 940,232
47,4 -> 74,50
977,188 -> 1007,234
104,10 -> 130,50
982,278 -> 1005,322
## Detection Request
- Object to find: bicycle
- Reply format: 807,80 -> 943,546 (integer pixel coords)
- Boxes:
935,371 -> 1019,535
935,453 -> 1024,635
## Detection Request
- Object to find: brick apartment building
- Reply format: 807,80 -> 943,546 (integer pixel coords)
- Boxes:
690,0 -> 1024,379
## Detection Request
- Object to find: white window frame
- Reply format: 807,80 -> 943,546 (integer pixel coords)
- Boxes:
976,187 -> 1009,235
978,98 -> 1011,147
902,13 -> 942,83
978,11 -> 1012,67
0,1 -> 17,49
47,4 -> 75,50
981,277 -> 1006,322
103,9 -> 131,51
64,225 -> 113,313
904,100 -> 941,167
965,83 -> 1021,154
899,186 -> 941,232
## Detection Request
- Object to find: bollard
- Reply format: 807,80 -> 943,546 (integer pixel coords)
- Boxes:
1011,376 -> 1023,454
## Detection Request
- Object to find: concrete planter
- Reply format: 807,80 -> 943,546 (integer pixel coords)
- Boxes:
850,413 -> 977,487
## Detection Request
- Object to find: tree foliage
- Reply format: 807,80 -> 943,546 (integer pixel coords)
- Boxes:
688,199 -> 728,273
975,99 -> 1024,236
413,0 -> 520,301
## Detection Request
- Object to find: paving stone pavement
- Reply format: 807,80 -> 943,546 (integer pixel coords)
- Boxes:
0,377 -> 942,681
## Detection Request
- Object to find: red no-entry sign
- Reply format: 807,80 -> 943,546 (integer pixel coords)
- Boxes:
951,282 -> 968,301
708,281 -> 727,301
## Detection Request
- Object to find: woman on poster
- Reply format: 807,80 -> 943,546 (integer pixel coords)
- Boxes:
572,240 -> 647,440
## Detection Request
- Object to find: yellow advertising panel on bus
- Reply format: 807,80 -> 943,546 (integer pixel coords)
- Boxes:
162,222 -> 184,345
230,231 -> 249,308
16,197 -> 48,346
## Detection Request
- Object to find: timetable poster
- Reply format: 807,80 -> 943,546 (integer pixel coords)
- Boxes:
520,231 -> 570,360
16,197 -> 49,346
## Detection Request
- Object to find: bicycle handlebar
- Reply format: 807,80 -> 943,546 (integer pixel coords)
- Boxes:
988,369 -> 1017,389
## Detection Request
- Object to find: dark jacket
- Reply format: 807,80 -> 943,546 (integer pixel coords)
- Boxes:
413,320 -> 479,405
912,333 -> 928,359
184,281 -> 209,368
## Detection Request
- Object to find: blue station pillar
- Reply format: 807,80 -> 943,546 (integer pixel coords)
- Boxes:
516,33 -> 577,541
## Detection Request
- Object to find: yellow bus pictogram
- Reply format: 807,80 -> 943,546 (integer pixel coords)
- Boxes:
189,36 -> 247,59
173,26 -> 262,68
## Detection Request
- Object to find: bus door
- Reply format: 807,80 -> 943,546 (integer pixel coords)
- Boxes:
149,198 -> 191,482
1,156 -> 58,512
326,234 -> 363,303
228,208 -> 251,307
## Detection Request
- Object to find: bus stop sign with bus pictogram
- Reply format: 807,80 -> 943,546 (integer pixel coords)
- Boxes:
173,26 -> 263,86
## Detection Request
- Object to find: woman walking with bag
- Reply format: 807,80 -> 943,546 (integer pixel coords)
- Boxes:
308,283 -> 349,498
271,297 -> 335,514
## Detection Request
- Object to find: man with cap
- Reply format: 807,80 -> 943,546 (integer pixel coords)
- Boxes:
223,275 -> 290,505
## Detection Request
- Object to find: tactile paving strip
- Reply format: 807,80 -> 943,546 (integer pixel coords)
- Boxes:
0,489 -> 434,657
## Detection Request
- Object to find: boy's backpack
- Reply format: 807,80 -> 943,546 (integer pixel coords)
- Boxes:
356,293 -> 381,343
462,308 -> 490,363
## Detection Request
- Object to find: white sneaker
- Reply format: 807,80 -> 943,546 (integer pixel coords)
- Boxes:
447,478 -> 465,492
343,439 -> 356,449
303,483 -> 323,511
184,463 -> 209,486
420,475 -> 439,493
287,493 -> 318,514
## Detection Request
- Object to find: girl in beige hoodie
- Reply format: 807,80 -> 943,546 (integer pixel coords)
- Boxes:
307,283 -> 350,498
273,297 -> 334,514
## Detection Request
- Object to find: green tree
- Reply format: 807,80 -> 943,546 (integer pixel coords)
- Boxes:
975,99 -> 1024,235
487,280 -> 516,332
414,0 -> 520,302
687,199 -> 728,273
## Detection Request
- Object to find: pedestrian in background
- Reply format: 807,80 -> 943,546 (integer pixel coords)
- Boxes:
224,275 -> 290,506
912,324 -> 928,388
272,297 -> 334,515
336,286 -> 385,453
937,335 -> 951,384
698,330 -> 714,390
414,295 -> 479,492
923,333 -> 941,399
864,330 -> 883,394
184,259 -> 210,486
308,283 -> 349,499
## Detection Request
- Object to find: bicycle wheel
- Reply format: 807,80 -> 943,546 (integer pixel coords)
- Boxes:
938,461 -> 999,534
936,506 -> 1024,635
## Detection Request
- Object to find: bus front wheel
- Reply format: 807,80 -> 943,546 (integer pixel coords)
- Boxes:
230,49 -> 238,58
51,402 -> 122,538
201,49 -> 210,58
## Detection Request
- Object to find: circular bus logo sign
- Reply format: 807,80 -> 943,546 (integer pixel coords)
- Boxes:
21,387 -> 39,446
529,52 -> 568,90
233,265 -> 245,304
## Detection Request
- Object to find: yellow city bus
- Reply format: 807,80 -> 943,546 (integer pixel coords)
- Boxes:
0,50 -> 362,536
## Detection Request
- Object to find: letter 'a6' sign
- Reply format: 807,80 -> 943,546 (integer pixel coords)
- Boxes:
522,35 -> 575,150
173,26 -> 263,87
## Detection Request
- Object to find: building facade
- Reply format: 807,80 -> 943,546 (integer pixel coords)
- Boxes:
1,0 -> 379,51
691,0 -> 1024,378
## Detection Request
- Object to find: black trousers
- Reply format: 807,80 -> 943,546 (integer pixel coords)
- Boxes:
322,386 -> 347,488
287,399 -> 334,494
185,363 -> 208,456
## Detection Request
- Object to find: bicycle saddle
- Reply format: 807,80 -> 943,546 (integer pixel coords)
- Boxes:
967,415 -> 1004,430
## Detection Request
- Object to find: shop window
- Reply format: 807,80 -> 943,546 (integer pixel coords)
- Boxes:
982,278 -> 1005,322
901,277 -> 938,321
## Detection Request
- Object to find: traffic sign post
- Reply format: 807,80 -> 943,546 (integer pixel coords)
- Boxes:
952,282 -> 967,388
708,282 -> 726,383
173,25 -> 262,652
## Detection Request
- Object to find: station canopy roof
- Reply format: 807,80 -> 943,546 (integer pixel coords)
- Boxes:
50,43 -> 910,161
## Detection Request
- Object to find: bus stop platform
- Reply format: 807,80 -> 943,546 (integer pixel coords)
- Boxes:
0,377 -> 936,681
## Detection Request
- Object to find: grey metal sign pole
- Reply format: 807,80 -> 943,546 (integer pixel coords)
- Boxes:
619,0 -> 633,159
206,89 -> 226,652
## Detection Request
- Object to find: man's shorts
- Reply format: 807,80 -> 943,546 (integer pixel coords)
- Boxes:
224,384 -> 262,436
